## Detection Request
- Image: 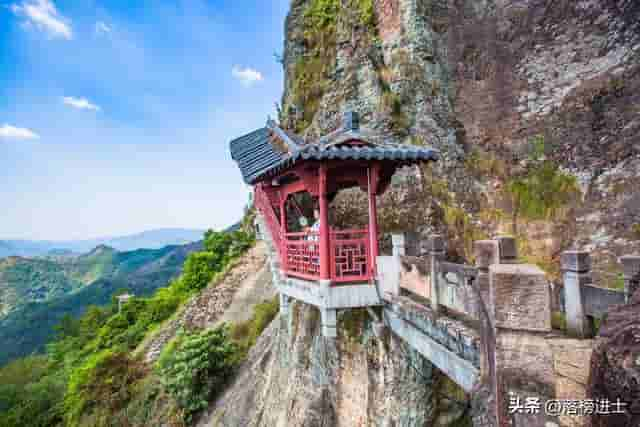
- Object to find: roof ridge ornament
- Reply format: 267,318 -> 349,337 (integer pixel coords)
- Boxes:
343,111 -> 359,131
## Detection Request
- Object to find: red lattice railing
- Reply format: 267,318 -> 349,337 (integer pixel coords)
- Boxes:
283,232 -> 321,280
330,230 -> 370,282
255,186 -> 373,283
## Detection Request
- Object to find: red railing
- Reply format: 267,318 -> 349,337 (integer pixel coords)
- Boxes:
254,187 -> 373,284
330,230 -> 370,282
283,232 -> 321,280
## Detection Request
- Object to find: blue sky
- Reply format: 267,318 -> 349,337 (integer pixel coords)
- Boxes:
0,0 -> 290,240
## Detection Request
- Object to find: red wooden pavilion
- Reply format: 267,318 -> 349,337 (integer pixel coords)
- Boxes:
230,112 -> 438,288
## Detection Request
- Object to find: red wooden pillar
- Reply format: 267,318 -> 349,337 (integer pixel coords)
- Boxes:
368,164 -> 380,276
280,196 -> 286,270
319,164 -> 331,280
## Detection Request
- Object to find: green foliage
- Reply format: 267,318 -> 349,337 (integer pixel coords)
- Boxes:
304,0 -> 340,31
443,205 -> 488,260
339,308 -> 368,343
506,137 -> 580,227
0,243 -> 198,366
0,257 -> 84,316
181,252 -> 220,292
356,0 -> 375,28
182,230 -> 254,292
0,356 -> 65,427
528,134 -> 546,160
288,0 -> 378,132
632,223 -> 640,239
158,327 -> 239,422
64,350 -> 145,427
464,149 -> 507,178
612,273 -> 625,291
0,226 -> 256,426
551,311 -> 567,331
507,161 -> 579,221
230,297 -> 279,352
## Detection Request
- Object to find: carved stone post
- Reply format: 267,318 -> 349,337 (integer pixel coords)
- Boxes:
490,263 -> 555,427
473,239 -> 499,394
384,233 -> 405,297
561,251 -> 592,338
621,255 -> 640,303
474,239 -> 500,322
495,235 -> 518,263
429,235 -> 445,313
391,233 -> 406,256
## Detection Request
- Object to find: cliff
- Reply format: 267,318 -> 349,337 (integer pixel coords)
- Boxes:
207,2 -> 640,426
202,303 -> 469,426
279,0 -> 640,282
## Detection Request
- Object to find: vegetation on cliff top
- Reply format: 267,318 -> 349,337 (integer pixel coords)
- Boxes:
287,0 -> 378,132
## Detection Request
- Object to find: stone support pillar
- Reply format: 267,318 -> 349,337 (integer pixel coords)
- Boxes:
561,251 -> 593,339
320,310 -> 337,338
319,279 -> 336,338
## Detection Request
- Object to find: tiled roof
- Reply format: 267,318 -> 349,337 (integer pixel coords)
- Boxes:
229,122 -> 439,184
229,127 -> 285,184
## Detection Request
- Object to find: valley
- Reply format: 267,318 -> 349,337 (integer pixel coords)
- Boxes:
0,241 -> 202,366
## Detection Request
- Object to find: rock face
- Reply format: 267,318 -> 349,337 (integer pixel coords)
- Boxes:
216,1 -> 640,425
587,289 -> 640,427
203,303 -> 469,427
280,0 -> 640,280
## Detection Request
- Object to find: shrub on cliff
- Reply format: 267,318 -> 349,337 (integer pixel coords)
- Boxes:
64,350 -> 146,427
158,327 -> 239,422
182,230 -> 255,292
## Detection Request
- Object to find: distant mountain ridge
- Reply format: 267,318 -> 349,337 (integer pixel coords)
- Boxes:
0,240 -> 203,365
0,228 -> 206,258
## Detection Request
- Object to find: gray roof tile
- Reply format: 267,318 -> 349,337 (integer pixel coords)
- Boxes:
229,123 -> 439,184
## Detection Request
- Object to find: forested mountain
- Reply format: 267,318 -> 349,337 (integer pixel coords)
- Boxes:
0,227 -> 259,427
0,241 -> 202,366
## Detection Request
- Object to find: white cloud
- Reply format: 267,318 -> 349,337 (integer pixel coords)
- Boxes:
0,124 -> 40,140
231,66 -> 263,87
62,96 -> 101,111
95,21 -> 112,36
10,0 -> 72,40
